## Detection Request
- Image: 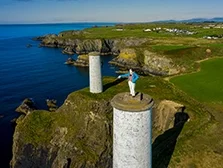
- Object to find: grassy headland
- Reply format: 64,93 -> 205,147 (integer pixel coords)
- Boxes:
60,23 -> 223,39
13,76 -> 223,168
15,22 -> 223,167
55,22 -> 223,73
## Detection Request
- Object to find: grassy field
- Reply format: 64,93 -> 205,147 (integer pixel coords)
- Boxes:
60,22 -> 223,39
58,23 -> 223,73
170,57 -> 223,104
169,57 -> 223,168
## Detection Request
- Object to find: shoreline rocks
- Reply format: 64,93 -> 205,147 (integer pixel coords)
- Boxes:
36,33 -> 180,76
46,99 -> 58,112
11,90 -> 114,168
40,36 -> 120,56
65,55 -> 89,67
15,98 -> 37,115
37,33 -> 149,57
62,47 -> 75,55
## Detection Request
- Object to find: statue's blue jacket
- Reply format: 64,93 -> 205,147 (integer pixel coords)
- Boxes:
120,72 -> 139,83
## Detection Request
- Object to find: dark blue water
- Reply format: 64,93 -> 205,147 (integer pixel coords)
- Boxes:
0,23 -> 117,168
0,23 -> 114,39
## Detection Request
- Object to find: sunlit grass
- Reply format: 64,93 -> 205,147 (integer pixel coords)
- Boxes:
170,58 -> 223,103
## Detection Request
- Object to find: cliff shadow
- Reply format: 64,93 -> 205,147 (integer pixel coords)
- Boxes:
152,107 -> 189,168
103,78 -> 126,92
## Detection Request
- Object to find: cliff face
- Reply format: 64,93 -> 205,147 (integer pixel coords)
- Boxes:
40,35 -> 121,56
11,77 -> 219,168
109,49 -> 179,76
109,48 -> 140,70
11,79 -> 182,168
39,35 -> 150,57
39,34 -> 181,76
11,91 -> 113,168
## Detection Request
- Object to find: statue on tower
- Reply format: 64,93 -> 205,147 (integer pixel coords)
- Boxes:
117,69 -> 139,97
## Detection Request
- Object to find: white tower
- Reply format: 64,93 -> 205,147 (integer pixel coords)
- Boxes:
111,92 -> 154,168
89,52 -> 103,93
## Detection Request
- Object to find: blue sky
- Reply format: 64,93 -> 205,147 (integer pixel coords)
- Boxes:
0,0 -> 222,24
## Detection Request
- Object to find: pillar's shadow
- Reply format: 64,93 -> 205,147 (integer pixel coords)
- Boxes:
152,107 -> 189,168
103,78 -> 126,92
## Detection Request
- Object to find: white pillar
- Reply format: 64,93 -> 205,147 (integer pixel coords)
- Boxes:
111,92 -> 153,168
89,52 -> 103,93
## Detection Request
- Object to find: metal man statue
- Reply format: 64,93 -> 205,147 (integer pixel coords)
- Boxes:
118,69 -> 139,97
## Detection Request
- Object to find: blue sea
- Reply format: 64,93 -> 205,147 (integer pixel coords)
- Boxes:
0,23 -> 117,168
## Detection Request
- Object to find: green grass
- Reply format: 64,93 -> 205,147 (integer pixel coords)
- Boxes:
152,45 -> 192,52
170,58 -> 223,103
58,22 -> 223,39
16,110 -> 55,145
15,76 -> 223,167
54,23 -> 223,74
16,23 -> 223,167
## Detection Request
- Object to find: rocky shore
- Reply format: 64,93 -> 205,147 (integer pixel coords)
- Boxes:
36,33 -> 180,76
16,98 -> 58,115
15,98 -> 37,115
38,34 -> 120,55
65,55 -> 89,67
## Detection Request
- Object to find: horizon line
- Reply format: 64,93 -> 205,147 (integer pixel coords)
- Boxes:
1,16 -> 223,25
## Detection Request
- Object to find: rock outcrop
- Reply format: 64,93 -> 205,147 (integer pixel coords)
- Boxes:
38,33 -> 148,56
46,99 -> 58,112
65,57 -> 75,65
40,37 -> 120,55
11,91 -> 113,168
62,47 -> 75,55
143,50 -> 179,76
75,39 -> 102,54
15,98 -> 37,115
109,49 -> 180,76
153,100 -> 185,132
65,55 -> 89,67
109,48 -> 140,70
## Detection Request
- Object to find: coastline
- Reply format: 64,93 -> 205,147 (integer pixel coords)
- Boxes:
0,23 -> 117,168
2,22 -> 223,168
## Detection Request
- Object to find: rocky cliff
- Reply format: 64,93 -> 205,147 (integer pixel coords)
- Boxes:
65,55 -> 89,67
109,48 -> 179,76
11,77 -> 218,168
11,91 -> 113,168
37,33 -> 181,76
39,35 -> 121,56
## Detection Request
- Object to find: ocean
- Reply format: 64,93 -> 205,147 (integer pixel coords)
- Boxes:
0,23 -> 116,168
